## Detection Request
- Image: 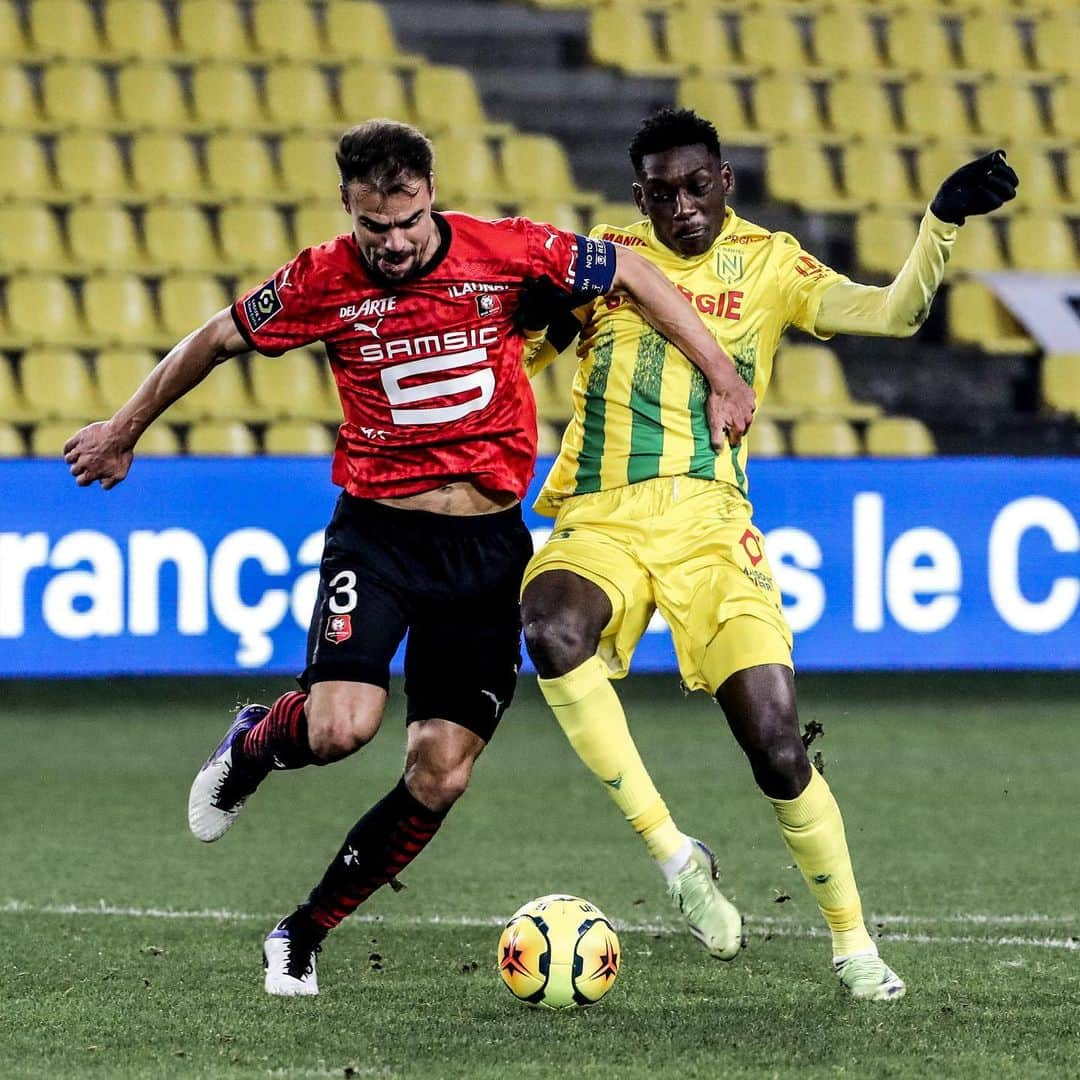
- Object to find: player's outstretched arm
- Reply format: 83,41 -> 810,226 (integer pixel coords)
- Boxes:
815,150 -> 1018,340
611,245 -> 755,447
64,308 -> 248,489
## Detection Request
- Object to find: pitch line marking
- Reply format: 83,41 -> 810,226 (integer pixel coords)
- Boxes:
2,899 -> 1077,951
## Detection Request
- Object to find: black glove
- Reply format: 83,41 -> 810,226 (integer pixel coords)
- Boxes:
930,149 -> 1019,226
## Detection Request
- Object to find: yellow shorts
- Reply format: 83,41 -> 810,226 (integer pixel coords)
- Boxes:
523,475 -> 793,693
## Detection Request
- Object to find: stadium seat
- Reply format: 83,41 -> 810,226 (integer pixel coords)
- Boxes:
531,359 -> 575,427
947,279 -> 1034,354
135,423 -> 183,456
412,65 -> 490,133
886,9 -> 956,74
176,0 -> 254,61
536,420 -> 562,457
249,351 -> 340,421
83,274 -> 162,347
169,362 -> 256,422
1032,10 -> 1080,76
0,133 -> 56,199
265,64 -> 340,130
767,139 -> 847,212
748,416 -> 786,458
431,135 -> 502,204
0,422 -> 25,457
843,141 -> 919,209
94,347 -> 159,412
0,355 -> 34,422
1041,354 -> 1080,416
264,419 -> 335,455
739,8 -> 808,70
103,0 -> 177,60
54,132 -> 130,199
131,133 -> 205,199
588,5 -> 676,77
186,420 -> 259,456
251,0 -> 325,60
5,274 -> 87,347
914,140 -> 983,206
67,202 -> 145,271
31,420 -> 95,458
158,274 -> 231,340
959,11 -> 1029,74
1009,213 -> 1078,272
143,204 -> 219,272
519,199 -> 582,233
1048,80 -> 1080,140
865,416 -> 936,457
0,202 -> 70,272
790,417 -> 861,458
664,7 -> 739,73
830,73 -> 902,138
281,134 -> 341,200
191,63 -> 265,132
0,62 -> 40,128
324,0 -> 407,63
21,347 -> 101,418
338,63 -> 411,124
855,208 -> 920,276
978,78 -> 1049,142
28,0 -> 104,59
219,203 -> 294,274
501,134 -> 584,203
205,133 -> 279,197
116,62 -> 190,129
41,61 -> 116,128
294,200 -> 351,250
589,201 -> 643,231
0,1 -> 29,59
754,74 -> 827,138
944,216 -> 1005,274
903,76 -> 976,138
679,74 -> 760,146
773,344 -> 881,421
1003,146 -> 1066,211
812,8 -> 883,73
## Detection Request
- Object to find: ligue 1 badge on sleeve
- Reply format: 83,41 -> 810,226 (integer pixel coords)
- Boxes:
325,614 -> 352,644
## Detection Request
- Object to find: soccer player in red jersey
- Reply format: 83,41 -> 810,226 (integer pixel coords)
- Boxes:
63,119 -> 754,996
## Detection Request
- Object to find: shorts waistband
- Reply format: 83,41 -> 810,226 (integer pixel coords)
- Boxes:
339,492 -> 524,535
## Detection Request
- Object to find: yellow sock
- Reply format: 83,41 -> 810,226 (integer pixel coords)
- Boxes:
539,656 -> 687,865
768,768 -> 875,958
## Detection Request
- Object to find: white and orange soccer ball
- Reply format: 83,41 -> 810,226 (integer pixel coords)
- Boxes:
497,894 -> 620,1010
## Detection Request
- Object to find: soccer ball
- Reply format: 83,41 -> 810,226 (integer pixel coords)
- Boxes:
496,893 -> 620,1009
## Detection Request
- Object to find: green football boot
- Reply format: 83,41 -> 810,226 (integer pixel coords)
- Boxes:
668,839 -> 745,961
835,951 -> 907,1001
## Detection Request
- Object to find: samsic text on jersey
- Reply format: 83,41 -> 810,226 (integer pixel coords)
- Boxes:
233,212 -> 616,501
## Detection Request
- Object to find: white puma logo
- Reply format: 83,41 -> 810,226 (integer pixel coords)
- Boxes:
353,317 -> 385,337
481,689 -> 505,715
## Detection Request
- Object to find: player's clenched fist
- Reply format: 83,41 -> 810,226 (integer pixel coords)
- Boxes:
707,372 -> 756,450
64,420 -> 134,490
930,149 -> 1019,226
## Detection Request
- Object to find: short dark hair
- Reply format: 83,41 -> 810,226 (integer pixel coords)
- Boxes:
628,107 -> 722,174
336,119 -> 434,193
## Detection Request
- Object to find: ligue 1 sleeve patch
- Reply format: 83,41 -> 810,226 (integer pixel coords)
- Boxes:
325,614 -> 352,644
244,278 -> 284,332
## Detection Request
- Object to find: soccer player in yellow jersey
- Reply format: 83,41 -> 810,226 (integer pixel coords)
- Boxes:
521,108 -> 1018,1001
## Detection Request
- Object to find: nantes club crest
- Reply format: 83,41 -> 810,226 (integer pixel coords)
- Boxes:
325,614 -> 352,644
716,250 -> 744,286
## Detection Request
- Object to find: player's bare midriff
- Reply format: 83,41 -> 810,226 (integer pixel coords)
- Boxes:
375,480 -> 519,516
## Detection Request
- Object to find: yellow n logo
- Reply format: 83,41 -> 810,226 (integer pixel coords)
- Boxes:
717,251 -> 744,285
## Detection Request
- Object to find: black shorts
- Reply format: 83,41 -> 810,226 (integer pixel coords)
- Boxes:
301,493 -> 534,742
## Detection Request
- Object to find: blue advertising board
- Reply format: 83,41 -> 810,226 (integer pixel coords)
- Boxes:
0,457 -> 1076,677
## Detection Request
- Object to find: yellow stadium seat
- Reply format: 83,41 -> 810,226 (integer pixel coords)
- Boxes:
0,355 -> 34,422
679,74 -> 759,146
813,8 -> 883,73
5,275 -> 86,346
531,354 -> 575,426
518,200 -> 583,233
947,278 -> 1034,354
1004,146 -> 1066,211
131,133 -> 204,198
0,202 -> 70,272
251,0 -> 324,60
54,132 -> 130,199
0,422 -> 25,457
103,0 -> 177,60
116,62 -> 190,129
294,200 -> 350,249
1009,213 -> 1078,272
412,65 -> 489,134
191,62 -> 264,131
1041,354 -> 1080,416
500,134 -> 580,202
136,423 -> 183,456
170,362 -> 256,423
176,0 -> 254,61
158,274 -> 230,340
739,8 -> 808,70
767,139 -> 847,212
449,199 -> 505,220
83,274 -> 162,346
281,133 -> 341,199
205,133 -> 279,197
22,347 -> 102,418
0,62 -> 40,128
535,420 -> 562,457
830,73 -> 901,139
1066,148 -> 1080,202
32,420 -> 98,458
67,202 -> 145,271
865,416 -> 936,457
144,204 -> 219,272
945,216 -> 1005,274
264,420 -> 335,455
664,7 -> 739,73
589,201 -> 643,231
1033,10 -> 1080,77
589,4 -> 676,77
0,1 -> 29,59
219,203 -> 294,274
791,417 -> 861,457
886,9 -> 956,74
186,420 -> 258,456
914,141 -> 982,206
28,0 -> 103,58
324,1 -> 406,63
773,344 -> 881,421
1048,80 -> 1080,140
856,209 -> 921,276
0,133 -> 56,198
338,63 -> 411,123
41,61 -> 116,128
754,73 -> 826,138
249,352 -> 340,421
978,78 -> 1049,142
94,347 -> 159,412
265,64 -> 340,130
959,11 -> 1029,75
903,76 -> 976,138
843,141 -> 919,209
748,416 -> 787,458
430,135 -> 501,204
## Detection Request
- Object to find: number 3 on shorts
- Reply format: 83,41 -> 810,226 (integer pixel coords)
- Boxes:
328,570 -> 358,614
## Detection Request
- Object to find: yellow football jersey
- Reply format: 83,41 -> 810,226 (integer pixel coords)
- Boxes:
534,208 -> 847,517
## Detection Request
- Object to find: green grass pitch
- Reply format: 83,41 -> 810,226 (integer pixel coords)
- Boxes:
3,672 -> 1079,1079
